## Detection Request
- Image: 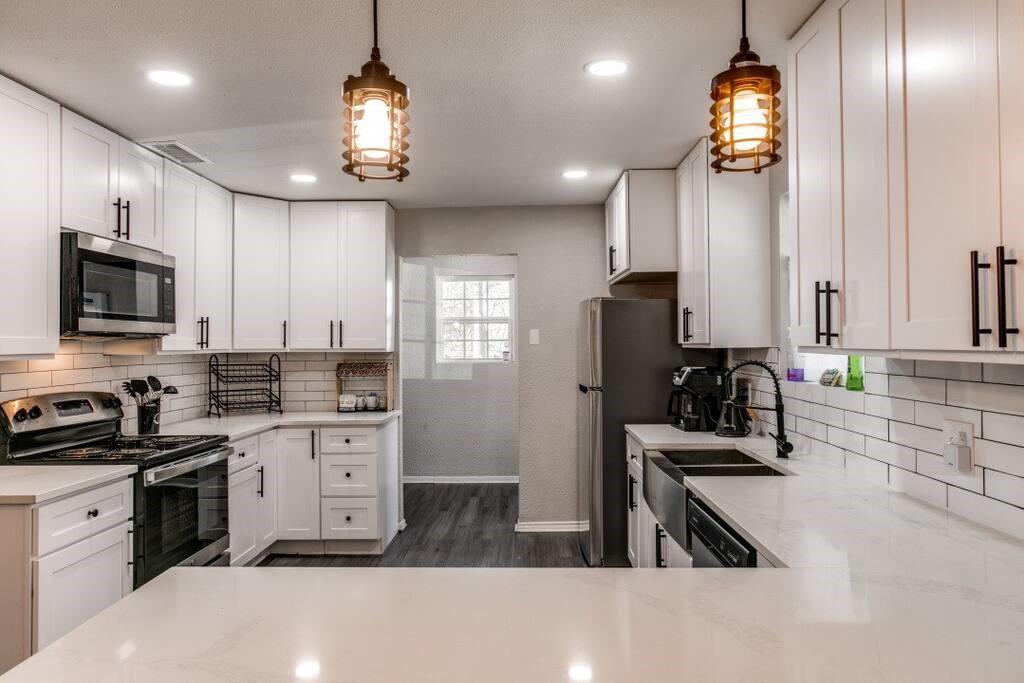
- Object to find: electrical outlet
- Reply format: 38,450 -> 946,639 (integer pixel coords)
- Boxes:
942,419 -> 974,473
529,329 -> 540,345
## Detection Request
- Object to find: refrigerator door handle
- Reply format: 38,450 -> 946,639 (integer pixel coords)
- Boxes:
578,384 -> 603,393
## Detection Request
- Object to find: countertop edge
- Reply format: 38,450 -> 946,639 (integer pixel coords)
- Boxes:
166,411 -> 402,442
0,465 -> 138,505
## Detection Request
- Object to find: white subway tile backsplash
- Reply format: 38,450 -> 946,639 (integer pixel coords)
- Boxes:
864,436 -> 916,470
985,469 -> 1024,508
915,360 -> 982,382
845,451 -> 889,485
982,363 -> 1024,386
863,372 -> 889,395
974,439 -> 1024,478
888,375 -> 946,404
982,412 -> 1024,445
864,395 -> 915,423
825,388 -> 865,412
915,452 -> 984,493
0,361 -> 28,374
72,354 -> 110,369
948,487 -> 1024,541
889,468 -> 948,508
51,368 -> 94,385
844,412 -> 889,440
810,403 -> 844,428
27,356 -> 74,372
913,402 -> 981,432
864,357 -> 914,375
827,426 -> 865,454
889,422 -> 943,454
948,380 -> 1024,416
1,371 -> 52,391
796,417 -> 828,442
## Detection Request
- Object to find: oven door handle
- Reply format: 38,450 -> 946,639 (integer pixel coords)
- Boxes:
144,447 -> 232,486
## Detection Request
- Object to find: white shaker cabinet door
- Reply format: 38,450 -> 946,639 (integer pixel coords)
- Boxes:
160,163 -> 200,351
228,464 -> 259,566
889,0 -> 1001,350
60,108 -> 119,238
233,194 -> 290,350
787,8 -> 842,348
339,202 -> 393,351
677,140 -> 710,345
195,181 -> 233,351
33,521 -> 132,651
117,140 -> 163,251
289,202 -> 340,350
277,429 -> 320,540
256,430 -> 279,552
0,75 -> 60,355
997,0 -> 1024,351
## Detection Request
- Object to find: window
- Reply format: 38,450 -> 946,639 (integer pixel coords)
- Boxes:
437,275 -> 514,362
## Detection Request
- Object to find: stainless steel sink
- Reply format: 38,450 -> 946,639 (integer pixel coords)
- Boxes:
658,449 -> 763,467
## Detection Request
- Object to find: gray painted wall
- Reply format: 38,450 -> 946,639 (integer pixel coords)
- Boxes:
396,206 -> 609,523
401,255 -> 520,478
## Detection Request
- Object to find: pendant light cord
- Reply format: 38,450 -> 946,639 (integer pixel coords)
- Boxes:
738,0 -> 750,54
373,0 -> 379,49
741,0 -> 747,40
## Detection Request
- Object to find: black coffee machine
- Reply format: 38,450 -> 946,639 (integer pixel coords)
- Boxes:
667,366 -> 728,432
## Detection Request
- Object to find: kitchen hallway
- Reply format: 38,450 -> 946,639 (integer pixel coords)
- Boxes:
260,483 -> 585,568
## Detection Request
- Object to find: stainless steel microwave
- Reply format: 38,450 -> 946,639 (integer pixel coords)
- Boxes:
60,232 -> 176,338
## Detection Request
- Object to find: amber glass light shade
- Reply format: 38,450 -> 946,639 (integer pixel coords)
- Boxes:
342,50 -> 410,182
709,53 -> 781,174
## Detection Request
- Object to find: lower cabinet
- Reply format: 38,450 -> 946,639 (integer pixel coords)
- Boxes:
321,497 -> 379,540
277,429 -> 320,540
626,458 -> 641,567
630,449 -> 691,569
228,464 -> 259,566
256,430 -> 278,549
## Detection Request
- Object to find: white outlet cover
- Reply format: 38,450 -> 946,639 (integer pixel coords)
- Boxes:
529,329 -> 540,345
942,419 -> 975,450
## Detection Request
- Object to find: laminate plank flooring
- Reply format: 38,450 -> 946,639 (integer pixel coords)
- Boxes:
260,483 -> 587,568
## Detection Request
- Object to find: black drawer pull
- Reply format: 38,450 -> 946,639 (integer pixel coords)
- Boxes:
87,508 -> 99,519
345,472 -> 352,478
345,515 -> 352,522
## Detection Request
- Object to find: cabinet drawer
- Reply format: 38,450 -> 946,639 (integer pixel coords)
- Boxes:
321,454 -> 378,497
35,478 -> 133,557
320,497 -> 379,540
228,435 -> 259,471
320,427 -> 376,454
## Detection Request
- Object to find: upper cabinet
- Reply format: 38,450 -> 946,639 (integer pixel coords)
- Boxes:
604,170 -> 676,284
676,138 -> 771,348
289,201 -> 395,351
61,108 -> 163,251
0,74 -> 61,356
234,195 -> 290,350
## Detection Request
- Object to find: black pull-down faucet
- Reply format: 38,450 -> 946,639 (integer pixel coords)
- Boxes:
723,360 -> 795,459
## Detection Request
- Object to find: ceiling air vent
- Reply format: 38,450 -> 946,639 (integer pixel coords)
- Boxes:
141,140 -> 211,165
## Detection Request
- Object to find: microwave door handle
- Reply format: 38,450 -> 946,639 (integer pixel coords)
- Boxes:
144,447 -> 232,486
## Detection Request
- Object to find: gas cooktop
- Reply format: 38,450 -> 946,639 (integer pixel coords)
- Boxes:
30,433 -> 228,467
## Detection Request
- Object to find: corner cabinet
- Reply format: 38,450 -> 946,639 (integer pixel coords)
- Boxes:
289,201 -> 395,351
605,170 -> 677,284
0,74 -> 60,356
676,138 -> 771,348
61,108 -> 163,252
233,194 -> 290,350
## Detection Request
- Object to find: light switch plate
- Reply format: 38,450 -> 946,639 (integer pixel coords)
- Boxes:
529,329 -> 540,345
942,419 -> 975,473
942,419 -> 975,450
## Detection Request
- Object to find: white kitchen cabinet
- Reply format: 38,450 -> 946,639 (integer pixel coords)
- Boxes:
256,430 -> 278,551
33,520 -> 133,649
321,496 -> 379,540
160,163 -> 201,351
195,181 -> 233,351
676,137 -> 770,348
234,194 -> 290,350
637,495 -> 655,568
276,428 -> 320,540
605,170 -> 676,284
289,201 -> 395,351
228,463 -> 259,566
0,74 -> 60,356
626,457 -> 642,567
664,530 -> 691,568
61,108 -> 163,251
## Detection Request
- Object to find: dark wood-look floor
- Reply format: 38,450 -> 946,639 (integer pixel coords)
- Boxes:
260,483 -> 587,568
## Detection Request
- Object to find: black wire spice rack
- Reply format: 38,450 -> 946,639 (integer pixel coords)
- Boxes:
208,354 -> 282,417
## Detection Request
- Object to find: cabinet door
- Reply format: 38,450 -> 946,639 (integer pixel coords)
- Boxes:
321,497 -> 379,540
33,521 -> 132,650
626,470 -> 639,567
837,0 -> 891,349
233,195 -> 290,349
636,496 -> 654,568
290,202 -> 339,349
117,141 -> 163,251
788,8 -> 842,347
606,174 -> 629,281
339,202 -> 391,350
998,0 -> 1024,351
277,429 -> 320,540
195,181 -> 233,351
256,430 -> 278,551
228,464 -> 259,566
665,531 -> 691,568
160,163 -> 200,351
60,108 -> 119,238
889,0 -> 1001,349
678,140 -> 710,345
0,76 -> 60,356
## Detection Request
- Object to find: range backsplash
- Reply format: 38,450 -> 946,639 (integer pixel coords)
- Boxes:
730,348 -> 1024,541
0,343 -> 391,434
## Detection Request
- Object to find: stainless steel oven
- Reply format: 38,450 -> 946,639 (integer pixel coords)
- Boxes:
136,447 -> 231,586
61,232 -> 176,337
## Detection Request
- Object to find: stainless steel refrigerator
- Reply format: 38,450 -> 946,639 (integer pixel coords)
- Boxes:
577,297 -> 717,566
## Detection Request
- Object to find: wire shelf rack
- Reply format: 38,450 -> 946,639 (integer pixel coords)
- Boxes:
208,354 -> 282,416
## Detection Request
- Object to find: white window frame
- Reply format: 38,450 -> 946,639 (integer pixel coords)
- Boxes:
435,274 -> 515,363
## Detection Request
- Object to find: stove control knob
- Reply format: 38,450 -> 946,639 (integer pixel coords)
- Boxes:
27,406 -> 42,420
101,397 -> 116,409
12,408 -> 28,423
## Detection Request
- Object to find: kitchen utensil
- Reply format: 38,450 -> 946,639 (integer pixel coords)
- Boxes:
131,379 -> 152,405
365,393 -> 379,410
147,376 -> 162,393
122,381 -> 142,406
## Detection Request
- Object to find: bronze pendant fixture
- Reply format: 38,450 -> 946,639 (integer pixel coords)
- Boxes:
342,0 -> 410,181
709,0 -> 781,173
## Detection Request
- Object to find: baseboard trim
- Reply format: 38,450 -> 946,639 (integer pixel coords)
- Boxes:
403,475 -> 519,484
514,520 -> 588,533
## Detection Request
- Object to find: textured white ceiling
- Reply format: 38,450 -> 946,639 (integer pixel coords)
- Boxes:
0,0 -> 819,208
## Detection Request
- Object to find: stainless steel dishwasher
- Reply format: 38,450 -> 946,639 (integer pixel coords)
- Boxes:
686,497 -> 758,568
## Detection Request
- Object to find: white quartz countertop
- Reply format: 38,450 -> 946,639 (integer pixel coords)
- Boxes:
0,465 -> 137,504
3,565 -> 1021,682
163,411 -> 401,441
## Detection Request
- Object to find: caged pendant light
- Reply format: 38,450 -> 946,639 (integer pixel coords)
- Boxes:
342,0 -> 410,181
709,0 -> 781,173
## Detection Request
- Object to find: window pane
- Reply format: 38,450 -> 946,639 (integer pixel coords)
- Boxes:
465,323 -> 484,340
464,281 -> 484,299
465,299 -> 484,318
487,323 -> 509,340
443,322 -> 463,341
466,341 -> 486,359
487,341 -> 509,359
442,300 -> 464,317
487,299 -> 510,317
442,281 -> 464,299
488,280 -> 510,298
444,341 -> 464,359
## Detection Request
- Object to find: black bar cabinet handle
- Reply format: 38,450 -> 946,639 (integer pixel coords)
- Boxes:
997,246 -> 1019,348
339,320 -> 343,348
330,320 -> 334,348
113,197 -> 122,237
971,250 -> 992,347
609,245 -> 617,275
257,466 -> 264,497
814,281 -> 823,344
628,475 -> 636,511
825,280 -> 839,346
283,320 -> 288,349
124,199 -> 131,240
310,429 -> 315,459
655,526 -> 666,568
205,317 -> 210,348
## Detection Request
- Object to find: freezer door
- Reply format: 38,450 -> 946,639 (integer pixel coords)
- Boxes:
577,386 -> 601,565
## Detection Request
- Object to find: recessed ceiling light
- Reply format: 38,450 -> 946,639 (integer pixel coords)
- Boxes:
583,59 -> 628,77
146,70 -> 192,87
562,169 -> 588,180
290,173 -> 317,183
